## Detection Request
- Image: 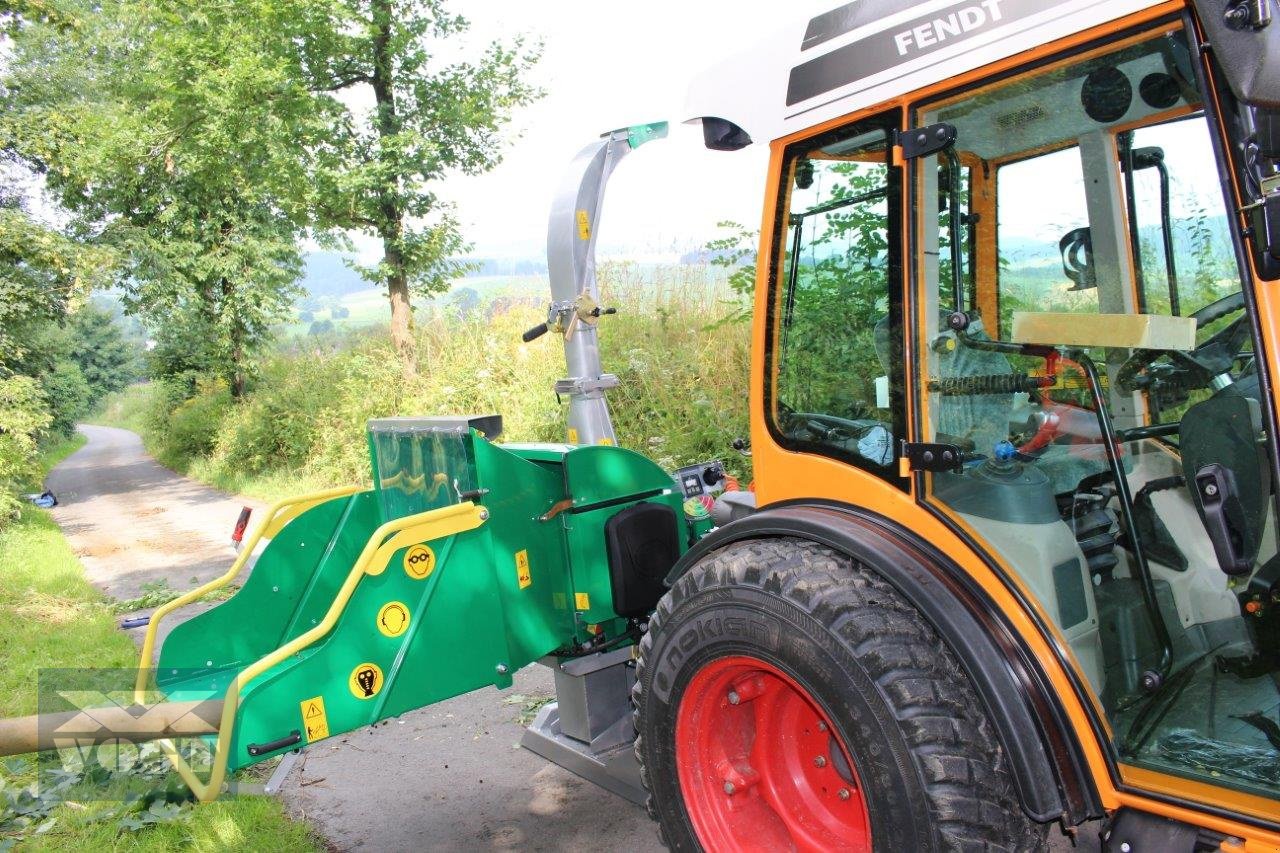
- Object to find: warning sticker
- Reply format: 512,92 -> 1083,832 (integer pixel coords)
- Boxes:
567,427 -> 579,444
515,550 -> 532,590
575,209 -> 591,241
300,695 -> 330,742
349,662 -> 384,700
403,544 -> 436,580
377,601 -> 411,637
575,592 -> 591,611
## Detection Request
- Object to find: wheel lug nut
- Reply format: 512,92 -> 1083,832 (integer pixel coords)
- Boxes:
814,756 -> 827,768
727,691 -> 741,705
838,788 -> 851,801
723,781 -> 736,794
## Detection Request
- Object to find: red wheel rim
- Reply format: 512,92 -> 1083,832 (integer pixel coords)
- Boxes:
675,655 -> 871,852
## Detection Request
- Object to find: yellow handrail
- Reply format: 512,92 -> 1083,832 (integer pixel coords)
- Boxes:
153,500 -> 488,802
134,485 -> 362,702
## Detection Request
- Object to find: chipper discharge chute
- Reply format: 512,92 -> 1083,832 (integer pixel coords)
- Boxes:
121,415 -> 688,801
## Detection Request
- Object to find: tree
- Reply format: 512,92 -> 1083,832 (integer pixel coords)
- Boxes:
0,198 -> 113,372
1,0 -> 319,396
64,304 -> 142,401
287,0 -> 541,374
0,375 -> 51,526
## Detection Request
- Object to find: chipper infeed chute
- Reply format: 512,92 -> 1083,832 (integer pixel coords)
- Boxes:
116,415 -> 684,801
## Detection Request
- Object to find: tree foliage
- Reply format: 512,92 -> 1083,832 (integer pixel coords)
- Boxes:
283,0 -> 542,371
1,0 -> 316,394
3,0 -> 543,382
0,375 -> 51,524
0,200 -> 113,369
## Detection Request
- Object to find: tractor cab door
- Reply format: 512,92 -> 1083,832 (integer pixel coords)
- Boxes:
911,21 -> 1280,815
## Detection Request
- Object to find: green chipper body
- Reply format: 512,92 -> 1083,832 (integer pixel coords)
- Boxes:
150,416 -> 686,779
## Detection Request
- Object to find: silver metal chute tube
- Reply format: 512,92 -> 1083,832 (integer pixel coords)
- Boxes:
545,122 -> 667,446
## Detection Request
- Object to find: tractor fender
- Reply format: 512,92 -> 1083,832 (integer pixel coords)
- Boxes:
663,501 -> 1103,825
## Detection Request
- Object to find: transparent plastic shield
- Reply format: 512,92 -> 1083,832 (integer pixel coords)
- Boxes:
368,420 -> 478,522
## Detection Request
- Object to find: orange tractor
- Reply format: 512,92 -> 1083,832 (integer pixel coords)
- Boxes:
628,0 -> 1280,848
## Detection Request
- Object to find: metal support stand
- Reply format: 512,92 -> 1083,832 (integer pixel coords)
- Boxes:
264,748 -> 302,795
520,647 -> 645,805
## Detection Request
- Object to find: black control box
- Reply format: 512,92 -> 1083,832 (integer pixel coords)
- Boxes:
673,461 -> 726,499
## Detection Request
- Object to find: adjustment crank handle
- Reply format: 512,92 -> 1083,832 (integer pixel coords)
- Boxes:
1194,464 -> 1252,575
522,323 -> 549,343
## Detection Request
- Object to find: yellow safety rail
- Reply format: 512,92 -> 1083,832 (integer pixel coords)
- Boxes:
134,485 -> 362,700
146,499 -> 489,802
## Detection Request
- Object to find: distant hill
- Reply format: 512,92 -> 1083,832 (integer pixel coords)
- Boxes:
299,251 -> 548,300
301,252 -> 368,298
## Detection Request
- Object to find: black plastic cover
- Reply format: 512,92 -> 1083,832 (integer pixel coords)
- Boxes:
700,117 -> 752,152
1192,0 -> 1280,108
604,502 -> 680,618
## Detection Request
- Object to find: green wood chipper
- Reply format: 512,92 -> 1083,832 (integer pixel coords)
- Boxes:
0,121 -> 722,809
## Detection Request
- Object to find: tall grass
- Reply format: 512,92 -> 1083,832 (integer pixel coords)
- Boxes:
96,264 -> 752,500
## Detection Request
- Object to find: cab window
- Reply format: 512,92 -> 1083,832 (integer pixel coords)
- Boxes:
766,112 -> 906,484
916,27 -> 1279,806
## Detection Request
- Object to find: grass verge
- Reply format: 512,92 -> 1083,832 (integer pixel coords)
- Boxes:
0,483 -> 319,849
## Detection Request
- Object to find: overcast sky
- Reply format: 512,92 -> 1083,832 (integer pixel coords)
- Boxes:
388,1 -> 777,264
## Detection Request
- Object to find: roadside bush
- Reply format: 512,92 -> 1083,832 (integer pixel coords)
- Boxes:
0,376 -> 52,526
210,355 -> 338,475
96,264 -> 754,498
92,382 -> 163,436
41,360 -> 92,436
165,379 -> 232,459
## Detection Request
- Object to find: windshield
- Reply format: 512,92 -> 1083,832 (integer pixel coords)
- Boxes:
917,27 -> 1279,805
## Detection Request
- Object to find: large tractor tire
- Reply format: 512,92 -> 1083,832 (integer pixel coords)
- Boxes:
633,537 -> 1045,852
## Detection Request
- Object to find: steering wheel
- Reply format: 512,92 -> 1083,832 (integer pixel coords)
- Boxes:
782,410 -> 869,442
1116,291 -> 1249,393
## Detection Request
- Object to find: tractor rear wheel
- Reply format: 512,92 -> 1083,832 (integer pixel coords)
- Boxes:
633,537 -> 1045,852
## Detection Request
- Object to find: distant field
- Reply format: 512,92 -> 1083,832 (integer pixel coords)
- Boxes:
281,263 -> 729,338
280,274 -> 549,337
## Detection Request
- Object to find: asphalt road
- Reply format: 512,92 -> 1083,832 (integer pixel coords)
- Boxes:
45,424 -> 663,852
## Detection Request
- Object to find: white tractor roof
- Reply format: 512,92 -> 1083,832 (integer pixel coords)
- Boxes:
685,0 -> 1170,146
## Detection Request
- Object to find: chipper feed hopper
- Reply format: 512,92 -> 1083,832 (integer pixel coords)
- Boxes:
135,415 -> 689,801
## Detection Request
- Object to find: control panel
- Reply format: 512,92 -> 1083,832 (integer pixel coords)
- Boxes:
673,460 -> 726,499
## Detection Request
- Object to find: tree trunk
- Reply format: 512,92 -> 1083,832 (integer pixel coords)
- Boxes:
221,275 -> 246,398
370,0 -> 417,377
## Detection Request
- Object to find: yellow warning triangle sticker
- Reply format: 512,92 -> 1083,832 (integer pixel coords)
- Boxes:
305,702 -> 322,719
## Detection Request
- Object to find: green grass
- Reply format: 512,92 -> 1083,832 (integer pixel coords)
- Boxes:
0,470 -> 320,849
0,507 -> 136,718
36,433 -> 86,479
12,791 -> 317,852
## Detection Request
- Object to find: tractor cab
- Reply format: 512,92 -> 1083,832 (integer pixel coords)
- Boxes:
755,4 -> 1280,830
